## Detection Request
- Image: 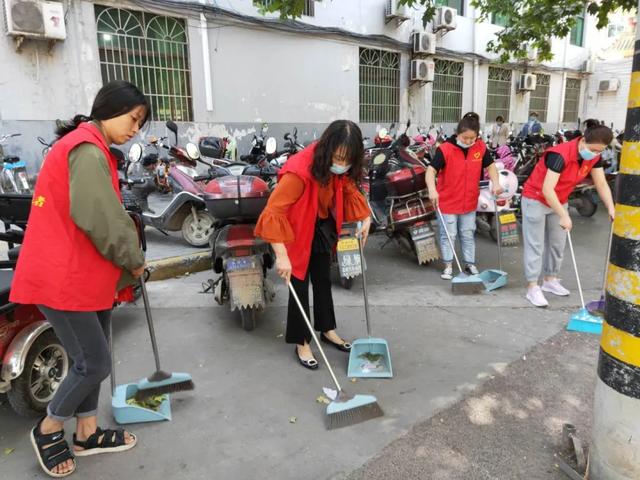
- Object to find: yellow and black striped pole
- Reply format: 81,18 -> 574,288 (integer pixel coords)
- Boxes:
589,17 -> 640,479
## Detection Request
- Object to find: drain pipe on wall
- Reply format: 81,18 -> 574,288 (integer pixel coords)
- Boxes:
558,36 -> 570,129
200,12 -> 213,112
472,5 -> 479,115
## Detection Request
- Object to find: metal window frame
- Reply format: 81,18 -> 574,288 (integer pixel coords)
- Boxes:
486,66 -> 512,122
570,13 -> 585,47
563,77 -> 581,123
529,73 -> 550,122
95,5 -> 193,122
432,58 -> 464,124
359,47 -> 401,124
435,0 -> 464,16
258,0 -> 315,16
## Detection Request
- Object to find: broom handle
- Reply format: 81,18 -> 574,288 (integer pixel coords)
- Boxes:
287,282 -> 343,393
493,197 -> 503,272
436,206 -> 463,273
601,224 -> 614,294
357,222 -> 372,338
140,276 -> 163,373
566,231 -> 586,310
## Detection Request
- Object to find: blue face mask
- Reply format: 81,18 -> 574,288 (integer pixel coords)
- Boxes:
456,139 -> 474,149
579,148 -> 598,161
330,163 -> 351,175
529,116 -> 537,122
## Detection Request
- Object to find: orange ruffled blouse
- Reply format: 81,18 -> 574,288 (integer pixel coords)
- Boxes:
255,173 -> 370,244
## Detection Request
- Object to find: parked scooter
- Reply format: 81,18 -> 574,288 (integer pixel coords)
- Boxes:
476,169 -> 519,243
241,123 -> 277,165
201,147 -> 277,331
270,127 -> 305,167
0,193 -> 69,417
364,120 -> 440,266
0,133 -> 32,194
126,121 -> 215,247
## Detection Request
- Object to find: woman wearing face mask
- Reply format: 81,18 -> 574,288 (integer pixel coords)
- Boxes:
10,81 -> 148,477
521,119 -> 616,307
426,112 -> 503,280
490,115 -> 509,148
255,120 -> 370,370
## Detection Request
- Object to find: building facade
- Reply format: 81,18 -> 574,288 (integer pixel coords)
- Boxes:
0,0 -> 596,169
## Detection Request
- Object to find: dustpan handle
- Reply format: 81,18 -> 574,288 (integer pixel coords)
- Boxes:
357,222 -> 372,338
287,281 -> 343,393
493,197 -> 503,272
566,231 -> 586,309
436,206 -> 463,273
140,276 -> 163,373
109,317 -> 116,396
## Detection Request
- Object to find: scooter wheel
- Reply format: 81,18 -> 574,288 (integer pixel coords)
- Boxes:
339,276 -> 354,290
576,196 -> 598,217
240,308 -> 256,332
181,210 -> 215,247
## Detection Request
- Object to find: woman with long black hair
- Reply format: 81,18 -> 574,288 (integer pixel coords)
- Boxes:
255,120 -> 371,370
11,80 -> 149,477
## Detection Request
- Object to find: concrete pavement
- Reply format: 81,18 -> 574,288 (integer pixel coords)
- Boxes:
0,209 -> 610,479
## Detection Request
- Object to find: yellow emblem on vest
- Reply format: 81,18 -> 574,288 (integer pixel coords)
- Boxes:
32,196 -> 46,208
473,151 -> 482,161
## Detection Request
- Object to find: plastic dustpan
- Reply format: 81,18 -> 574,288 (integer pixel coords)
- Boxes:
566,308 -> 603,335
348,338 -> 393,378
478,269 -> 508,292
111,382 -> 172,425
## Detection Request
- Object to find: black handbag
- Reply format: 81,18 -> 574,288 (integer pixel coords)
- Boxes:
312,216 -> 337,253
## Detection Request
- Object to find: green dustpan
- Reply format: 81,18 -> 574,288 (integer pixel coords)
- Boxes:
347,225 -> 393,378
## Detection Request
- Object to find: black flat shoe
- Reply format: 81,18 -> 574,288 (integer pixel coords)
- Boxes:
321,334 -> 352,352
295,348 -> 318,370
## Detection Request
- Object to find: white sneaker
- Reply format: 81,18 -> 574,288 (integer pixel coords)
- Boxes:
441,264 -> 453,280
541,279 -> 570,297
526,286 -> 549,307
465,264 -> 479,275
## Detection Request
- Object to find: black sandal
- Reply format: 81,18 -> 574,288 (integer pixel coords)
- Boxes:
30,418 -> 76,478
295,347 -> 318,370
73,427 -> 137,457
321,334 -> 352,352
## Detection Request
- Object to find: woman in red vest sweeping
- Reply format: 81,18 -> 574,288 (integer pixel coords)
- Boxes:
522,120 -> 615,307
255,120 -> 370,370
426,112 -> 503,280
11,81 -> 148,477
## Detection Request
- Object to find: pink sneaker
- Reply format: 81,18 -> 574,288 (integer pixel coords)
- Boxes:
526,286 -> 549,307
542,279 -> 570,297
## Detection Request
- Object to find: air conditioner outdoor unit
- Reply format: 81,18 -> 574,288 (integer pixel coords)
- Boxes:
385,0 -> 411,23
518,73 -> 537,91
412,31 -> 436,55
411,59 -> 435,82
4,0 -> 66,40
434,6 -> 457,32
598,79 -> 620,92
583,60 -> 595,74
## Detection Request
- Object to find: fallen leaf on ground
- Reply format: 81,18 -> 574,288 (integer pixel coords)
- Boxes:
316,395 -> 330,405
289,416 -> 297,424
4,448 -> 14,455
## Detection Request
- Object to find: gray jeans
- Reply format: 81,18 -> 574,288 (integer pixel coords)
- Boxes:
38,306 -> 112,422
521,197 -> 568,283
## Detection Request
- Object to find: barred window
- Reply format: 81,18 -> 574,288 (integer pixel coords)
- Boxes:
95,5 -> 193,121
570,12 -> 585,47
529,73 -> 550,122
432,59 -> 464,123
359,48 -> 400,123
255,0 -> 315,16
563,78 -> 581,123
486,67 -> 512,121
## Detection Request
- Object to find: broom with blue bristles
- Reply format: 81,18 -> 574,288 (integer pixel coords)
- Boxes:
288,282 -> 383,429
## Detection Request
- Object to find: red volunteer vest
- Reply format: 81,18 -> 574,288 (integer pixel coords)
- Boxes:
436,139 -> 487,214
522,138 -> 601,206
10,122 -> 125,311
272,143 -> 344,281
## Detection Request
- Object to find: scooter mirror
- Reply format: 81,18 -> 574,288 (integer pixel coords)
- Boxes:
284,133 -> 291,141
185,142 -> 200,160
165,121 -> 178,135
293,127 -> 297,137
378,128 -> 388,139
406,119 -> 411,129
266,137 -> 277,155
128,143 -> 143,163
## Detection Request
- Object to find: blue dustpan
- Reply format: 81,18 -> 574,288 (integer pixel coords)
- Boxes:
111,383 -> 172,425
348,338 -> 393,378
478,269 -> 508,292
566,308 -> 603,335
